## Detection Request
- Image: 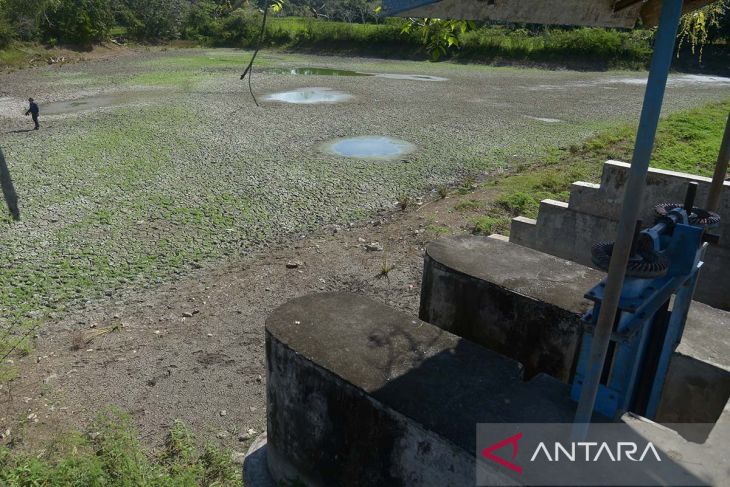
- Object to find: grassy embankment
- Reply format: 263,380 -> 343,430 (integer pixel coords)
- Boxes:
265,18 -> 655,69
0,19 -> 658,71
4,17 -> 727,72
0,42 -> 133,71
466,99 -> 730,235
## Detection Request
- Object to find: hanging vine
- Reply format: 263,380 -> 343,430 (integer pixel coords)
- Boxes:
676,0 -> 727,61
240,0 -> 285,105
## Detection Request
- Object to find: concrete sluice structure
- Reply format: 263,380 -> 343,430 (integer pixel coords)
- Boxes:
263,292 -> 584,486
246,234 -> 730,486
510,160 -> 730,310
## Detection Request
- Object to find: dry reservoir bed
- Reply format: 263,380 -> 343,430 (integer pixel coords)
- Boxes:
1,48 -> 729,451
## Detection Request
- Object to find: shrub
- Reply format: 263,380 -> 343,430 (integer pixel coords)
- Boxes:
215,7 -> 262,47
118,0 -> 188,41
0,15 -> 13,48
181,0 -> 223,44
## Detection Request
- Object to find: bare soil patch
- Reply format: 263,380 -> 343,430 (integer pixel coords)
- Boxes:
0,188 -> 495,454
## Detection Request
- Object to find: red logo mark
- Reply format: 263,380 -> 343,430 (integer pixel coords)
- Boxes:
481,432 -> 523,474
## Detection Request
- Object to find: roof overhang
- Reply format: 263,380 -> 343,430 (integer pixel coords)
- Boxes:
383,0 -> 716,28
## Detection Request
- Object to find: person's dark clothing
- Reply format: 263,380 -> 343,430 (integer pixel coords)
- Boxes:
27,102 -> 39,116
25,102 -> 40,130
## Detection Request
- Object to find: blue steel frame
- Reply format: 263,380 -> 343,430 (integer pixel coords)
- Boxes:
572,0 -> 685,436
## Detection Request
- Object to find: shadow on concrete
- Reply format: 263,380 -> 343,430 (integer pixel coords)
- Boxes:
265,293 -> 709,486
372,333 -> 709,487
1,147 -> 20,221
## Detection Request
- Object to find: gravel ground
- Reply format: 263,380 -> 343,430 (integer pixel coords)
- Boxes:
1,48 -> 729,454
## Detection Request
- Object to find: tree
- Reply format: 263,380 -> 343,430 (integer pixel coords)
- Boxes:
181,0 -> 225,42
1,0 -> 50,41
0,1 -> 15,48
114,0 -> 188,41
45,0 -> 114,46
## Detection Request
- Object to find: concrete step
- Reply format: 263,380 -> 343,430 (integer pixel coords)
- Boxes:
506,159 -> 730,309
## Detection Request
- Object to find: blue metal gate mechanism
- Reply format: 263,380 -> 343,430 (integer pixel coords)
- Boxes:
571,183 -> 721,420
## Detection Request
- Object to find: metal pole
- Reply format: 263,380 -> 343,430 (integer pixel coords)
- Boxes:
706,112 -> 730,212
572,0 -> 683,438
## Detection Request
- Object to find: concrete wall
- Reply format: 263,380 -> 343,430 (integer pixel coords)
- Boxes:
419,235 -> 594,382
420,235 -> 730,427
509,160 -> 730,310
264,292 -> 588,487
260,290 -> 730,486
266,333 -> 479,487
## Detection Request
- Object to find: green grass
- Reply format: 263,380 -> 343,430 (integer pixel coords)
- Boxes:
0,409 -> 242,487
459,26 -> 653,69
478,99 -> 730,229
426,223 -> 451,235
0,46 -> 29,68
494,191 -> 540,217
473,215 -> 509,235
259,19 -> 666,69
140,50 -> 260,69
125,69 -> 209,88
454,199 -> 484,212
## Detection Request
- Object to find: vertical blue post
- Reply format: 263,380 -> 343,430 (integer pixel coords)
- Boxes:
645,254 -> 704,418
572,0 -> 684,439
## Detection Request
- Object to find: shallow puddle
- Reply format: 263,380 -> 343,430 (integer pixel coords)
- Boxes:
607,74 -> 730,87
267,67 -> 369,77
529,74 -> 730,92
42,92 -> 160,115
263,88 -> 353,104
525,116 -> 562,123
373,73 -> 448,82
324,136 -> 415,159
268,67 -> 447,82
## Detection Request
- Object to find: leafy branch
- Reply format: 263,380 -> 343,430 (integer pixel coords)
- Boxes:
400,18 -> 474,61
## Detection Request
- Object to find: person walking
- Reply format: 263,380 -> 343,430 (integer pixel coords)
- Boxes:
25,98 -> 40,130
